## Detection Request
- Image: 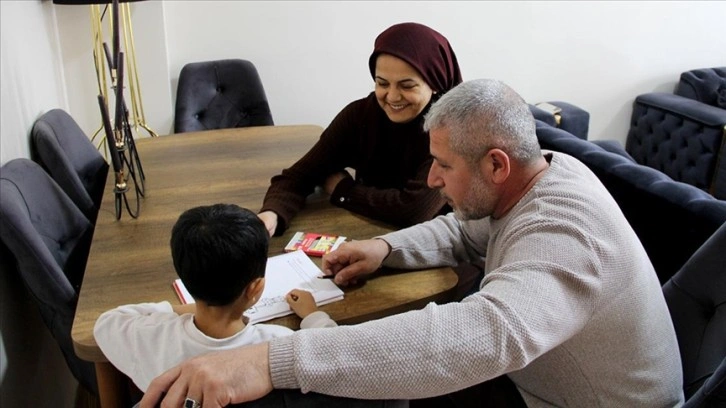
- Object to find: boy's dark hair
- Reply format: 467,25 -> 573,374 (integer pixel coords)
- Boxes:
170,204 -> 269,306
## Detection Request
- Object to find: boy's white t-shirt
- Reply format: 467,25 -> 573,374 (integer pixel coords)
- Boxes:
94,301 -> 336,392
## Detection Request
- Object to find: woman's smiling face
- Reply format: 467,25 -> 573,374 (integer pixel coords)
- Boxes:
374,54 -> 434,124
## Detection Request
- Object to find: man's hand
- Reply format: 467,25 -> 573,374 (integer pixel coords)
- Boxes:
140,343 -> 273,408
257,211 -> 278,237
321,239 -> 391,285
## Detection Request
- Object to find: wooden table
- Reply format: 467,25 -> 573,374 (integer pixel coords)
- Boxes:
71,125 -> 457,407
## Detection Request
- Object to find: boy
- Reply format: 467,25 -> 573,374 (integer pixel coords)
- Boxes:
94,204 -> 335,392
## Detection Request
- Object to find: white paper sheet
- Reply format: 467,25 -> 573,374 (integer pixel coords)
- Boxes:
173,250 -> 344,323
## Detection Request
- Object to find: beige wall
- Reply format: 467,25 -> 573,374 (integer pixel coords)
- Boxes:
1,2 -> 81,405
53,1 -> 726,146
1,1 -> 725,404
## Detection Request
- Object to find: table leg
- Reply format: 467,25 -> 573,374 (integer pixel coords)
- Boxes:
95,361 -> 132,408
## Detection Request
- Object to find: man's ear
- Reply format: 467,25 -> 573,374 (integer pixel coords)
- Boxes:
487,149 -> 511,185
245,277 -> 265,301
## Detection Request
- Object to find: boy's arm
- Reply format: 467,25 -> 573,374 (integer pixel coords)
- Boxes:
285,289 -> 317,317
300,311 -> 338,329
285,289 -> 338,329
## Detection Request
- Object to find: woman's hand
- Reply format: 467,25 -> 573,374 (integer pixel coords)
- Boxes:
323,170 -> 351,195
257,211 -> 279,237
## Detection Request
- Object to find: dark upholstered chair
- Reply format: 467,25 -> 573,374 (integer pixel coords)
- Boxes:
663,222 -> 726,406
31,108 -> 109,223
625,67 -> 726,200
683,358 -> 726,407
174,59 -> 274,133
0,159 -> 97,394
530,101 -> 590,140
536,121 -> 726,284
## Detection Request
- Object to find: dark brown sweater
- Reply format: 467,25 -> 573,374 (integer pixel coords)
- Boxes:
260,92 -> 448,235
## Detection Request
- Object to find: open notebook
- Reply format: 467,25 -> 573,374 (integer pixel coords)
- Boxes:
173,249 -> 344,324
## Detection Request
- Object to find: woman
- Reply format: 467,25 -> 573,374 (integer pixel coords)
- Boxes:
258,22 -> 463,236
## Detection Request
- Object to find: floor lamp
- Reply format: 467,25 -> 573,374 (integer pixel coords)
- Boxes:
55,0 -> 146,221
53,0 -> 159,151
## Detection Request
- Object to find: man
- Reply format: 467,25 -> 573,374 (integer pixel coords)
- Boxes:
141,79 -> 684,408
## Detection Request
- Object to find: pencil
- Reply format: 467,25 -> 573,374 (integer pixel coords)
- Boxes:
318,274 -> 335,279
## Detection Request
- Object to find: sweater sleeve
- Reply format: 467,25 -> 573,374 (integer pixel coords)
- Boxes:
380,213 -> 490,268
260,100 -> 362,235
267,222 -> 600,400
330,158 -> 448,227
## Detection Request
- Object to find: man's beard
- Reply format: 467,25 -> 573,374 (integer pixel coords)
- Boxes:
444,174 -> 495,221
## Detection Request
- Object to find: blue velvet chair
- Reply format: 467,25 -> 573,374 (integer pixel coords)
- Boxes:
174,59 -> 274,133
536,121 -> 726,284
663,222 -> 726,406
31,108 -> 109,223
530,101 -> 590,140
538,120 -> 726,404
625,67 -> 726,199
0,158 -> 97,394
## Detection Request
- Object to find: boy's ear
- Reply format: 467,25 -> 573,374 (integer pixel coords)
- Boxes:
245,277 -> 265,300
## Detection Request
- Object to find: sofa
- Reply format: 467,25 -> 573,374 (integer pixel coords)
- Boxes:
535,120 -> 726,284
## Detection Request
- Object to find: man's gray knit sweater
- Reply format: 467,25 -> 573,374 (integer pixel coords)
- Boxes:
269,152 -> 684,407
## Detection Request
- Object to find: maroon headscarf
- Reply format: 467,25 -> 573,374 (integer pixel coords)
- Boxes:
368,22 -> 463,94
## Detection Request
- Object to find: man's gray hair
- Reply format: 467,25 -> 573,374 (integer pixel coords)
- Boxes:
424,79 -> 540,166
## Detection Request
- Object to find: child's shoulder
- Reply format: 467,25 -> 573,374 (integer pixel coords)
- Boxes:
246,322 -> 295,338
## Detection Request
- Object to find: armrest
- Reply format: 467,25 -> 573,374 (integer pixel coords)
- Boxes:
592,140 -> 636,162
529,104 -> 558,128
627,93 -> 726,198
533,101 -> 590,140
634,93 -> 726,126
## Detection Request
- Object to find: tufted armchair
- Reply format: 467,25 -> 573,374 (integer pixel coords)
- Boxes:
625,67 -> 726,199
174,59 -> 274,133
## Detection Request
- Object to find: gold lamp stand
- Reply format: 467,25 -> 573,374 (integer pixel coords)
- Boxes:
89,1 -> 158,155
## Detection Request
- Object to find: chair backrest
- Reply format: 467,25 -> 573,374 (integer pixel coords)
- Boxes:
662,221 -> 726,402
674,67 -> 726,108
174,59 -> 274,133
0,158 -> 97,394
31,108 -> 109,223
